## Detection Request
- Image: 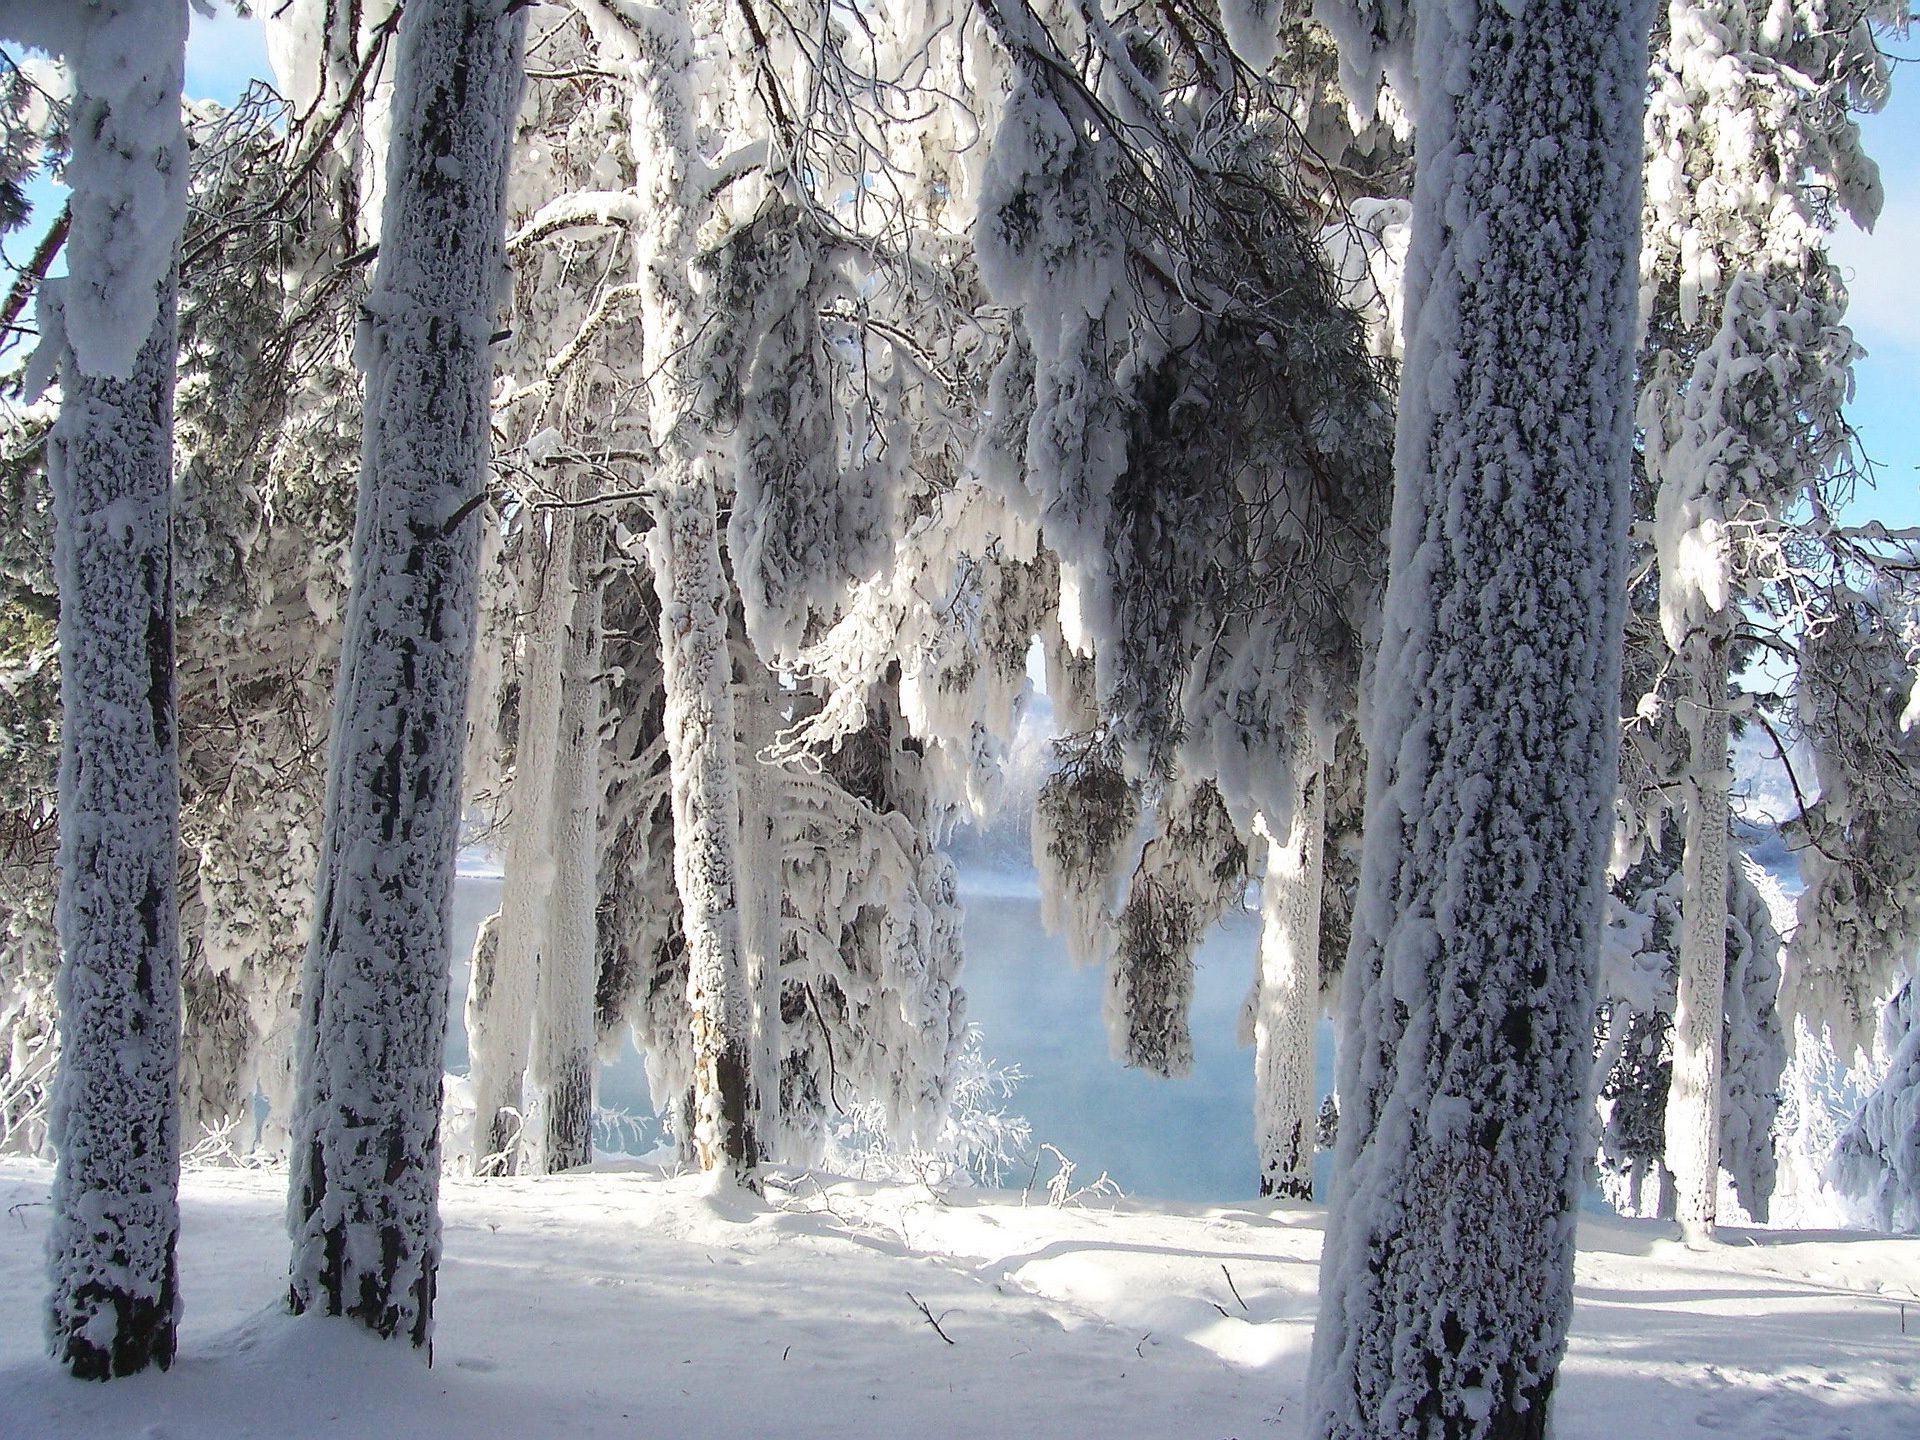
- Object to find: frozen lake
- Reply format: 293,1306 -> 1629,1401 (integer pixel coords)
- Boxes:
445,867 -> 1336,1203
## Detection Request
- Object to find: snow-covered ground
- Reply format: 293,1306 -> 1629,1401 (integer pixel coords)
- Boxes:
2,1157 -> 1914,1439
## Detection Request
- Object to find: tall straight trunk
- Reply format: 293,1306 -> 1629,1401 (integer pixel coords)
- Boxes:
46,276 -> 185,1380
469,508 -> 576,1174
1665,618 -> 1731,1242
623,0 -> 758,1173
733,638 -> 786,1157
288,0 -> 526,1348
1254,748 -> 1325,1201
525,517 -> 607,1174
32,0 -> 193,1378
1307,4 -> 1648,1437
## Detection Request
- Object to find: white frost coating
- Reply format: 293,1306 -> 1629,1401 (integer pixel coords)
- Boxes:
1308,0 -> 1648,1434
778,683 -> 968,1159
1318,198 -> 1413,362
1665,640 -> 1730,1242
1786,600 -> 1920,1060
733,650 -> 785,1155
594,0 -> 761,1172
1832,978 -> 1920,1232
1593,846 -> 1786,1223
525,521 -> 606,1176
1106,777 -> 1247,1077
261,0 -> 401,246
468,509 -> 577,1175
288,0 -> 526,1348
974,61 -> 1130,706
1252,745 -> 1327,1200
23,0 -> 191,1379
1639,1 -> 1894,1234
44,275 -> 186,1380
721,215 -> 898,665
1218,0 -> 1284,73
4,0 -> 188,381
1311,0 -> 1416,135
1031,740 -> 1139,971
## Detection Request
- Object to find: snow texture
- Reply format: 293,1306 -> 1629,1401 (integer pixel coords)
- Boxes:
1788,600 -> 1920,1060
6,1157 -> 1919,1439
1594,844 -> 1788,1223
288,0 -> 526,1348
525,519 -> 606,1175
1031,736 -> 1139,971
1833,978 -> 1920,1231
1312,0 -> 1415,135
1308,1 -> 1650,1435
468,508 -> 577,1175
1252,745 -> 1328,1200
1106,777 -> 1247,1077
613,0 -> 762,1172
5,0 -> 188,382
1636,2 -> 1896,1230
44,273 -> 185,1378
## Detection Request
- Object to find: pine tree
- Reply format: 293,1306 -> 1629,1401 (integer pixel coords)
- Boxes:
1306,2 -> 1649,1435
1638,0 -> 1894,1240
287,0 -> 526,1347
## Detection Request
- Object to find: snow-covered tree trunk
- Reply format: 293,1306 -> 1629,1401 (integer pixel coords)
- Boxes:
469,508 -> 576,1174
1307,2 -> 1648,1436
19,0 -> 193,1380
733,643 -> 785,1155
622,0 -> 758,1174
525,518 -> 606,1175
1253,750 -> 1325,1201
45,280 -> 185,1381
1666,627 -> 1731,1242
288,0 -> 525,1348
648,475 -> 758,1172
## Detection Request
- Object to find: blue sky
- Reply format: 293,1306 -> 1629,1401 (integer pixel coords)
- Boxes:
47,7 -> 1920,542
1824,46 -> 1920,536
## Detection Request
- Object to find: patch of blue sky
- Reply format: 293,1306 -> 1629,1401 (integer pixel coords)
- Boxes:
1826,50 -> 1920,533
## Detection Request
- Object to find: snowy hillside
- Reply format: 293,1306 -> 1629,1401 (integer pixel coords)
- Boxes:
1,1157 -> 1913,1440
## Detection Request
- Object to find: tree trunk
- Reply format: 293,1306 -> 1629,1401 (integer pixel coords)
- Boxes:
623,0 -> 759,1174
46,276 -> 185,1381
287,0 -> 525,1349
733,637 -> 786,1158
469,508 -> 576,1174
1254,748 -> 1325,1201
526,517 -> 607,1174
1307,3 -> 1648,1436
1665,620 -> 1730,1243
33,0 -> 193,1376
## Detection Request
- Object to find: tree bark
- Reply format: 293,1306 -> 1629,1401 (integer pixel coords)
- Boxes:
469,507 -> 576,1174
1254,747 -> 1324,1201
526,516 -> 607,1174
1666,618 -> 1731,1243
1307,2 -> 1650,1435
46,276 -> 185,1380
287,0 -> 526,1348
620,0 -> 759,1174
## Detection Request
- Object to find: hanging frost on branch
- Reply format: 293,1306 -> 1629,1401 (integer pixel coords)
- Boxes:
1789,595 -> 1920,1058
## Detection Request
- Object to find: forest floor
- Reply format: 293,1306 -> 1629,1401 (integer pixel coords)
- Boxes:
1,1156 -> 1915,1439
